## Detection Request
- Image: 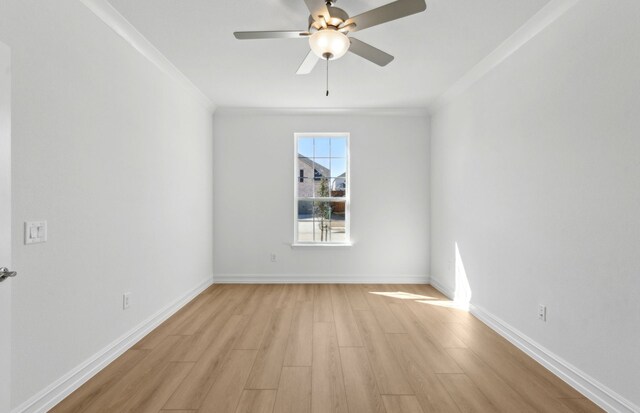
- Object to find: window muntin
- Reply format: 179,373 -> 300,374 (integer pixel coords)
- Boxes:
294,134 -> 350,244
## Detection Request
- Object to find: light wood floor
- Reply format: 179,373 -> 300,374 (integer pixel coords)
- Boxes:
52,284 -> 603,413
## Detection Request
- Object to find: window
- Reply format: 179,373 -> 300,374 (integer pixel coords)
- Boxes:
294,133 -> 350,245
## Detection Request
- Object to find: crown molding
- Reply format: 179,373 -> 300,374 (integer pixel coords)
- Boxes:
428,0 -> 580,114
79,0 -> 215,113
214,107 -> 429,117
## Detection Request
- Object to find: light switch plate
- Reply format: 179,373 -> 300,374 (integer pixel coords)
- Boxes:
25,221 -> 47,245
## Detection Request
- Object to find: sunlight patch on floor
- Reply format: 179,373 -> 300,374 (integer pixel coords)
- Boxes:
369,291 -> 437,300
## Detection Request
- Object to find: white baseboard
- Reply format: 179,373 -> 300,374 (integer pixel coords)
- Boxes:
213,273 -> 430,284
428,279 -> 639,413
11,276 -> 214,413
427,276 -> 455,298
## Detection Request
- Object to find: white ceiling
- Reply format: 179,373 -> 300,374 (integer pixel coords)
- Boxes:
108,0 -> 550,109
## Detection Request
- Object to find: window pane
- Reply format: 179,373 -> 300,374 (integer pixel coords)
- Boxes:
330,178 -> 347,197
330,202 -> 346,242
314,177 -> 331,198
313,158 -> 330,180
298,200 -> 314,219
297,220 -> 314,241
298,178 -> 314,197
298,138 -> 314,158
298,200 -> 315,241
314,201 -> 332,242
314,138 -> 331,157
330,158 -> 346,178
331,137 -> 347,157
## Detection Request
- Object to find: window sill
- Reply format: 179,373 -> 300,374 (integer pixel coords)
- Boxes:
291,242 -> 353,247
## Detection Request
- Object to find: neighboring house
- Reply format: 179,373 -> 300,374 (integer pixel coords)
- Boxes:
332,172 -> 346,191
297,156 -> 329,198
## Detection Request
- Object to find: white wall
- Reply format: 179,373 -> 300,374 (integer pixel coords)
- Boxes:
213,111 -> 429,282
0,0 -> 213,408
430,0 -> 640,409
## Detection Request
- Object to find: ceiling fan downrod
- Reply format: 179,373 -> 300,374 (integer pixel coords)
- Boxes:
325,55 -> 330,96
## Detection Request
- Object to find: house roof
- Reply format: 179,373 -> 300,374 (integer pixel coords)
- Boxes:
298,156 -> 329,177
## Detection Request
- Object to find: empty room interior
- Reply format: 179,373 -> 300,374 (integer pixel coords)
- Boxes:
0,0 -> 638,412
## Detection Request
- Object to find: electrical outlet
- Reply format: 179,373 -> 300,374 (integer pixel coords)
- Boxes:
123,292 -> 131,310
270,253 -> 277,262
538,304 -> 547,322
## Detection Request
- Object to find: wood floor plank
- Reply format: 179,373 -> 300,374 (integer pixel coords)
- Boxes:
235,284 -> 268,316
444,322 -> 575,413
388,302 -> 463,373
246,307 -> 294,389
235,390 -> 277,413
330,284 -> 363,347
174,302 -> 238,362
273,366 -> 311,413
80,335 -> 190,413
314,284 -> 334,322
235,307 -> 274,350
312,322 -> 349,413
163,315 -> 248,410
385,333 -> 461,413
382,395 -> 425,413
198,349 -> 258,413
343,284 -> 370,311
283,300 -> 313,366
234,285 -> 285,350
454,319 -> 583,399
288,284 -> 305,303
172,286 -> 230,336
437,374 -> 498,413
352,310 -> 413,395
404,300 -> 467,348
559,398 -> 606,413
276,284 -> 299,310
115,361 -> 194,413
339,347 -> 386,413
159,410 -> 195,413
225,284 -> 260,316
133,290 -> 213,349
446,347 -> 537,412
297,283 -> 316,302
361,286 -> 405,333
50,349 -> 149,413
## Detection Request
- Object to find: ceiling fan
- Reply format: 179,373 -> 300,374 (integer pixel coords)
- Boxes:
234,0 -> 427,93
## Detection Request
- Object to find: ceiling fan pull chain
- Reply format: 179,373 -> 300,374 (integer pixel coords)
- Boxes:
326,56 -> 330,97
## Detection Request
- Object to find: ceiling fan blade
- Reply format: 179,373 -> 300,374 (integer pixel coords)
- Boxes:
348,38 -> 394,66
296,50 -> 320,75
304,0 -> 330,22
347,0 -> 426,32
234,31 -> 309,40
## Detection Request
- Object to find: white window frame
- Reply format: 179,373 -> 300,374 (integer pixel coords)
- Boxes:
293,132 -> 351,246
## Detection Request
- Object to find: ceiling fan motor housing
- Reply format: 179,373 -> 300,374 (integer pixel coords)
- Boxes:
308,6 -> 350,31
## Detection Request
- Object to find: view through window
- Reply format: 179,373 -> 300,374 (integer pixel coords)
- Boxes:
295,133 -> 350,244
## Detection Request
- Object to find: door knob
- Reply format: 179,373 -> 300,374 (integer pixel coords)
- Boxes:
0,267 -> 17,283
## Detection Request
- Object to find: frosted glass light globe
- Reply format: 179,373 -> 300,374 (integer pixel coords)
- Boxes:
309,29 -> 350,60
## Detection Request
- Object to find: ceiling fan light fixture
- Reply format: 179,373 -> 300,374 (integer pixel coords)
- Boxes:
309,29 -> 350,60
